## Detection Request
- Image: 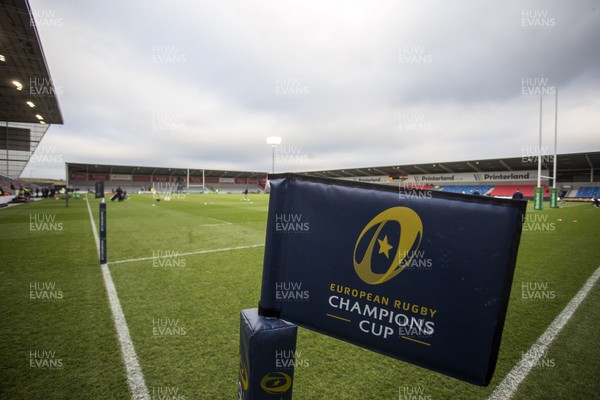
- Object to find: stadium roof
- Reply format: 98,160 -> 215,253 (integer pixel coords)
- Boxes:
66,162 -> 267,179
0,0 -> 63,124
304,151 -> 600,179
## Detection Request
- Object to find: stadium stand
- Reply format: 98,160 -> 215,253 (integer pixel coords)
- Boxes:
0,173 -> 35,195
402,184 -> 434,190
0,179 -> 12,195
441,185 -> 494,195
575,187 -> 600,198
64,152 -> 600,201
0,174 -> 15,205
0,173 -> 42,205
0,0 -> 64,179
488,185 -> 550,198
66,163 -> 268,195
75,182 -> 264,195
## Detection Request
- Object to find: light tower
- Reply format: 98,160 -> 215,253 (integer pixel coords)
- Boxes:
266,136 -> 282,174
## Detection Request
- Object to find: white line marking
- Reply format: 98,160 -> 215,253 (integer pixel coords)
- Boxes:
198,223 -> 229,227
488,265 -> 600,400
85,195 -> 101,256
207,217 -> 232,225
110,244 -> 265,265
85,196 -> 150,400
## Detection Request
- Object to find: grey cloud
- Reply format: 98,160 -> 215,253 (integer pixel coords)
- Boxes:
23,0 -> 600,179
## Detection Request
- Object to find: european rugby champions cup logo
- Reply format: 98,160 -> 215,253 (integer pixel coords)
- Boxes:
238,357 -> 292,399
238,357 -> 249,400
260,372 -> 292,395
354,207 -> 423,285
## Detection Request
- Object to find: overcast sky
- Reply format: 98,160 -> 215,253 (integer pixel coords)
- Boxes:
23,0 -> 600,179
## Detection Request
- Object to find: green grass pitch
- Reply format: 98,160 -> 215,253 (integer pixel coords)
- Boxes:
0,193 -> 598,399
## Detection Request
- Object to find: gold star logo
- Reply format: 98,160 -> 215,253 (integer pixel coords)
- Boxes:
377,235 -> 393,259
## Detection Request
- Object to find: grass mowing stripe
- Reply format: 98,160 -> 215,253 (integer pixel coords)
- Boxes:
488,265 -> 600,400
85,196 -> 150,400
109,244 -> 265,265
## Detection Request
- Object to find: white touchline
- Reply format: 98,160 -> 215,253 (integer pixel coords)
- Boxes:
85,196 -> 150,400
207,217 -> 232,224
110,244 -> 265,265
85,196 -> 101,254
488,265 -> 600,400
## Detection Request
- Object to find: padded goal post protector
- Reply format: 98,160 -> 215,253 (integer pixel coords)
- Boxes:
95,181 -> 104,199
239,308 -> 298,400
99,200 -> 107,264
259,173 -> 527,386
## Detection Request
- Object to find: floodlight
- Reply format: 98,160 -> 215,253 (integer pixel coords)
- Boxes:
266,136 -> 282,146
